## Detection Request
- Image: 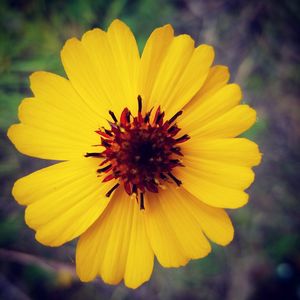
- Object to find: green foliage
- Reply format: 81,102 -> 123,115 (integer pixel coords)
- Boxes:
0,0 -> 175,130
0,215 -> 23,246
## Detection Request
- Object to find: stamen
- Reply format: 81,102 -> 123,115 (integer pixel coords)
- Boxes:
160,173 -> 168,180
175,134 -> 190,143
167,172 -> 182,186
171,147 -> 184,156
140,193 -> 145,210
104,128 -> 113,136
99,158 -> 110,166
137,95 -> 142,113
168,110 -> 183,124
126,110 -> 131,123
97,164 -> 112,173
101,138 -> 111,148
120,108 -> 131,127
132,184 -> 137,194
170,159 -> 181,164
102,173 -> 115,182
96,131 -> 112,139
155,112 -> 165,125
144,107 -> 153,123
105,183 -> 120,197
84,152 -> 102,158
168,125 -> 180,135
109,110 -> 118,123
153,106 -> 161,124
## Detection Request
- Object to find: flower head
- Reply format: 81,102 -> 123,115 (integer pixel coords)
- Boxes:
8,20 -> 261,288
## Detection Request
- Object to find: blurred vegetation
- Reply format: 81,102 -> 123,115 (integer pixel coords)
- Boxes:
0,0 -> 300,299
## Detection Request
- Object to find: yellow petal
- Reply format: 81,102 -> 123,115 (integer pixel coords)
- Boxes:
180,84 -> 242,132
182,65 -> 230,112
164,44 -> 214,117
7,97 -> 101,160
176,166 -> 249,208
106,19 -> 140,114
168,186 -> 234,246
19,97 -> 99,142
124,201 -> 154,289
190,105 -> 257,139
12,159 -> 116,246
81,28 -> 124,114
194,65 -> 230,98
140,33 -> 214,116
183,159 -> 255,190
144,189 -> 211,268
29,71 -> 104,127
61,37 -> 115,115
138,24 -> 174,112
148,34 -> 195,115
182,138 -> 262,167
76,189 -> 154,288
79,20 -> 140,115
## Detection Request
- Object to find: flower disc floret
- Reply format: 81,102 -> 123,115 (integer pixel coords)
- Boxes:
86,96 -> 190,209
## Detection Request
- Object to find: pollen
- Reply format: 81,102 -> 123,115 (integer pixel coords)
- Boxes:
85,96 -> 190,209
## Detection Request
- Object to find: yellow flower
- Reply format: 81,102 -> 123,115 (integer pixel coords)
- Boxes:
8,19 -> 261,289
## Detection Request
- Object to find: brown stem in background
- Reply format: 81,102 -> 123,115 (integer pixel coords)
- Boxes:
0,248 -> 77,279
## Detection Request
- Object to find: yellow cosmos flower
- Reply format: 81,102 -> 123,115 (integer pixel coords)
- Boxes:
8,19 -> 261,289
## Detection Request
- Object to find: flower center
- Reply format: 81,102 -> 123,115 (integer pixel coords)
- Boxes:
85,96 -> 190,209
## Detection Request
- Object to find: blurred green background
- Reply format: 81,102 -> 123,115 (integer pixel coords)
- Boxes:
0,0 -> 299,299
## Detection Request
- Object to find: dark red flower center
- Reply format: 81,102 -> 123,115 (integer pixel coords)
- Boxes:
85,96 -> 190,209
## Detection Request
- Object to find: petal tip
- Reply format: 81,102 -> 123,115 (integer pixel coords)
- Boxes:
35,231 -> 57,247
76,265 -> 97,283
11,179 -> 24,205
256,151 -> 263,166
61,37 -> 81,57
234,193 -> 249,209
100,274 -> 122,286
219,224 -> 235,246
198,44 -> 215,60
124,278 -> 148,290
81,27 -> 105,43
29,71 -> 46,84
7,123 -> 20,144
160,23 -> 174,34
108,18 -> 129,32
